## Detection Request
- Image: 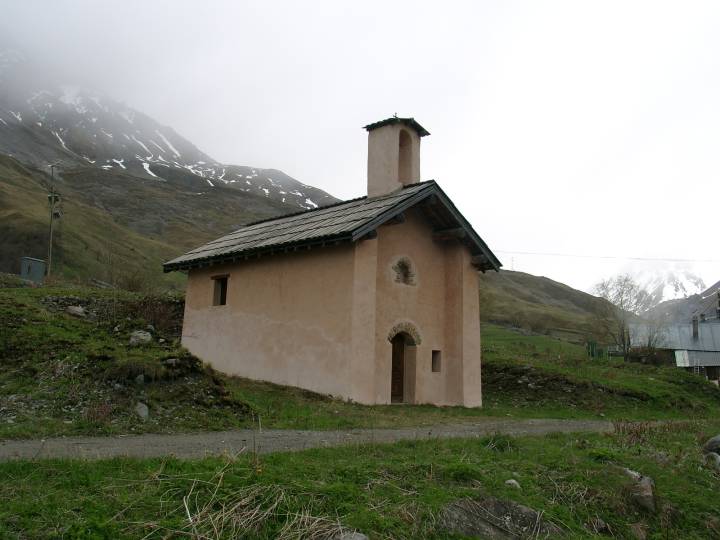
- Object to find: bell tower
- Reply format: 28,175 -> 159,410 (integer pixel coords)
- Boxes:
364,116 -> 430,197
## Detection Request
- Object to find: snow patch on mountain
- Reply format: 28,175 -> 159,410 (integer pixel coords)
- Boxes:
155,130 -> 181,158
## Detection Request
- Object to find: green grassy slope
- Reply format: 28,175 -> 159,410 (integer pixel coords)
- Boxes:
0,155 -> 289,287
479,269 -> 612,340
2,423 -> 720,539
2,281 -> 719,440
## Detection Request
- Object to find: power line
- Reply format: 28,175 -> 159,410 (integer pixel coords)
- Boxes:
494,250 -> 720,263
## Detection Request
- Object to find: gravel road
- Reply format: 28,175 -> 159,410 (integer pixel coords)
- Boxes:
0,418 -> 613,461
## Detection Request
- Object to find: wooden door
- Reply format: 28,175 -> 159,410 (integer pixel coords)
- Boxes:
391,335 -> 404,403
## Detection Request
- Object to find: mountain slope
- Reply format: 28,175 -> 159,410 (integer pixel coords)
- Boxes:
0,48 -> 336,210
646,280 -> 720,323
0,154 -> 292,286
479,270 -> 613,341
0,47 -> 343,284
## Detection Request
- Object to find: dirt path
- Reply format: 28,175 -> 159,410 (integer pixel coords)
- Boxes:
0,419 -> 612,461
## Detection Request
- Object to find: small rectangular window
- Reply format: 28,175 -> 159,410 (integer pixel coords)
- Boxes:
212,276 -> 228,306
432,350 -> 441,373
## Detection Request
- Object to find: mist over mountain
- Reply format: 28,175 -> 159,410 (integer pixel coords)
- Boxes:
633,266 -> 707,304
0,47 -> 335,210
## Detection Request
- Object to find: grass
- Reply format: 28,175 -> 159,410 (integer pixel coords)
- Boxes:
481,325 -> 720,420
1,421 -> 719,538
2,281 -> 720,439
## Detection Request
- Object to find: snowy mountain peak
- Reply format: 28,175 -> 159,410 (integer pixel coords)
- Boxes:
0,48 -> 336,210
634,267 -> 707,304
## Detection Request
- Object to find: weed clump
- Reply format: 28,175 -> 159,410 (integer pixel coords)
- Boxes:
481,433 -> 518,452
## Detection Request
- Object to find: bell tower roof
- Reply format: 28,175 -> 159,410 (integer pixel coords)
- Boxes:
364,116 -> 430,137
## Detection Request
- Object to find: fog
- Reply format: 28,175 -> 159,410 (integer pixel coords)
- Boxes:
2,0 -> 719,293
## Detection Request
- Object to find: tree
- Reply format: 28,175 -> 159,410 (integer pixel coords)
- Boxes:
593,274 -> 658,360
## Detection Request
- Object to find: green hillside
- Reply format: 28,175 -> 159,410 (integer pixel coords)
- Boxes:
479,269 -> 612,341
0,155 -> 289,288
2,279 -> 718,440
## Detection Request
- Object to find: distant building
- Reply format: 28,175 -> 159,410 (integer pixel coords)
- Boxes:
631,317 -> 720,381
164,117 -> 501,406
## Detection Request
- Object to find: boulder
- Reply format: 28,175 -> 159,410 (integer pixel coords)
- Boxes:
66,305 -> 86,318
135,374 -> 145,385
439,497 -> 563,539
704,452 -> 720,471
134,401 -> 149,420
703,435 -> 720,454
129,330 -> 152,346
504,479 -> 521,490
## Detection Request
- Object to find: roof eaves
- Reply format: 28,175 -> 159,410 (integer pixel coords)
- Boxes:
163,230 -> 355,273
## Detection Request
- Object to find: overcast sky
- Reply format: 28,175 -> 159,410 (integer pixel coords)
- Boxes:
2,0 -> 718,294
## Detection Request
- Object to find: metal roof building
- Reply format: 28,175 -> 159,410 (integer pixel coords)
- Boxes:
630,322 -> 720,370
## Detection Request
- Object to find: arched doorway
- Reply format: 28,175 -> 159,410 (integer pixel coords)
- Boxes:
390,330 -> 418,404
390,333 -> 406,403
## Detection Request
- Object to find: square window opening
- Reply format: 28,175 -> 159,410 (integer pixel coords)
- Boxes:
213,276 -> 228,306
432,350 -> 441,373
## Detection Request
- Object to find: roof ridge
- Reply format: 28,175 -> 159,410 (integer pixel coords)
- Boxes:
242,180 -> 436,228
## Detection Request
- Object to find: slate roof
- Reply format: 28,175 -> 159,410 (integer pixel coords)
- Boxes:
164,180 -> 501,273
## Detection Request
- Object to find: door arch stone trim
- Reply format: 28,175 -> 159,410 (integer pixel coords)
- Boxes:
387,321 -> 422,345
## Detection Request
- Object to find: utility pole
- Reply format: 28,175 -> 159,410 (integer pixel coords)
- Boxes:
47,163 -> 60,277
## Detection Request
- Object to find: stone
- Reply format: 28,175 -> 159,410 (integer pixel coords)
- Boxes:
129,330 -> 152,346
333,533 -> 369,540
135,374 -> 145,385
113,325 -> 120,332
504,479 -> 521,489
134,402 -> 149,420
439,497 -> 563,539
704,452 -> 720,471
66,305 -> 86,318
163,358 -> 179,367
703,434 -> 720,454
158,338 -> 166,344
631,476 -> 656,513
